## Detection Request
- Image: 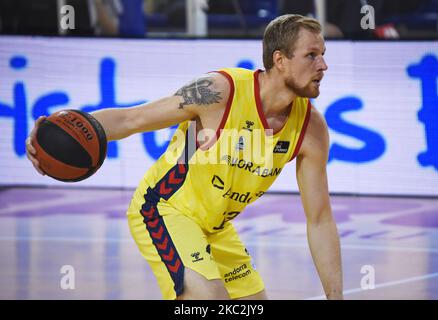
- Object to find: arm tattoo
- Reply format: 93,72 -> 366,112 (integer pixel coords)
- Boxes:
175,77 -> 222,109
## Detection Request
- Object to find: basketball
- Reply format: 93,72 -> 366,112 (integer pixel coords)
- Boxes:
33,109 -> 107,182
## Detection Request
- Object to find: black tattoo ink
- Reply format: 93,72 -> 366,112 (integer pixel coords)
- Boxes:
175,77 -> 222,109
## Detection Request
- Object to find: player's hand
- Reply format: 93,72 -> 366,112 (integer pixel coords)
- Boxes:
26,116 -> 46,176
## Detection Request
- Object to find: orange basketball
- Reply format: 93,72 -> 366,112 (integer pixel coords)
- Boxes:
33,110 -> 107,182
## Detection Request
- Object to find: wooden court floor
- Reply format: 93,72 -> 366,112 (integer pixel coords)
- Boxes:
1,187 -> 437,300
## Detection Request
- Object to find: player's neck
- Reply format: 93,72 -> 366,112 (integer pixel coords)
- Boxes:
258,69 -> 297,117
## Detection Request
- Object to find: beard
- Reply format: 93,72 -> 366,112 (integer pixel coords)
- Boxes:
285,76 -> 320,98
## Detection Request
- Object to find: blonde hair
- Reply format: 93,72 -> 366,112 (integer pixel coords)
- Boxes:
263,14 -> 322,70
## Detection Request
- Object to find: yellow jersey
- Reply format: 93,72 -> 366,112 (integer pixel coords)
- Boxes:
138,67 -> 311,233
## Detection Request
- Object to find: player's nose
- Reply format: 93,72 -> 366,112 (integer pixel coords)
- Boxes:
319,56 -> 328,71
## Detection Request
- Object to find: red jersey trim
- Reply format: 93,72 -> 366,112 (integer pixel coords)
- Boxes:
253,69 -> 270,131
254,69 -> 293,136
289,99 -> 312,162
197,70 -> 235,151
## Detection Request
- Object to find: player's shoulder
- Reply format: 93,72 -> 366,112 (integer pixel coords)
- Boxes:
299,102 -> 329,158
308,102 -> 327,132
187,70 -> 232,95
294,98 -> 327,132
216,67 -> 255,80
206,70 -> 232,92
204,67 -> 257,92
173,71 -> 232,116
180,70 -> 230,96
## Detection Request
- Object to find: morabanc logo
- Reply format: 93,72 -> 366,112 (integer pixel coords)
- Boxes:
221,155 -> 283,178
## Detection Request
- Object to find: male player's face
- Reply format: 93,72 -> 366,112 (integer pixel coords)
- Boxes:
284,28 -> 327,98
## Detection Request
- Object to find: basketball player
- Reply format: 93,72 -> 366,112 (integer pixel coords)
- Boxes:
26,14 -> 343,300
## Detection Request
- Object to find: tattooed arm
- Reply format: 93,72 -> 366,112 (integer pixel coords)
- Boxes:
175,77 -> 223,109
89,73 -> 230,141
25,73 -> 230,175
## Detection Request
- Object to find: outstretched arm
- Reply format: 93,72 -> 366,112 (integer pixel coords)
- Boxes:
296,107 -> 343,300
26,73 -> 230,173
91,73 -> 229,141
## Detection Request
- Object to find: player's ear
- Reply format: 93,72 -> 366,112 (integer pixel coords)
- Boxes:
272,50 -> 286,71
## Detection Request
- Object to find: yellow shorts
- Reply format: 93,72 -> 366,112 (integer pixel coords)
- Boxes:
127,185 -> 265,300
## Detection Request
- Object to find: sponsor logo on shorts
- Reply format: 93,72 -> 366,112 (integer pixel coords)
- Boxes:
224,264 -> 252,283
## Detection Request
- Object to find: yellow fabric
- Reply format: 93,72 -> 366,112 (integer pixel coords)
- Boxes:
127,199 -> 264,299
136,67 -> 310,233
126,67 -> 311,299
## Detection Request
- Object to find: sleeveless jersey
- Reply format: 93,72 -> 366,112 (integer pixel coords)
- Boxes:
139,68 -> 311,233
